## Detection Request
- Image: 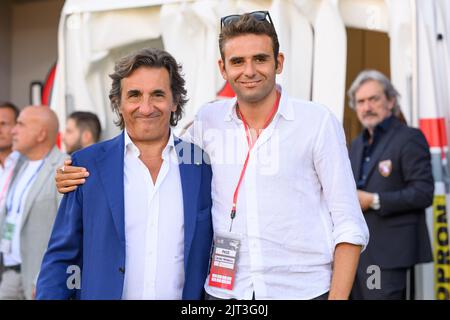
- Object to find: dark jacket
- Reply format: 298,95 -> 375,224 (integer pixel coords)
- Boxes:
349,117 -> 434,268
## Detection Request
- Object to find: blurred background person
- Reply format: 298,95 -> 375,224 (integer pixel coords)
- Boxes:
348,70 -> 434,300
0,106 -> 66,299
0,102 -> 22,210
63,111 -> 101,154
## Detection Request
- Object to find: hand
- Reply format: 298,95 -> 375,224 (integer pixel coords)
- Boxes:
357,190 -> 374,212
56,159 -> 89,194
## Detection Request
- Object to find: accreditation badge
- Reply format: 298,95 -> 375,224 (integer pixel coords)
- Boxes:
0,222 -> 15,254
208,231 -> 241,290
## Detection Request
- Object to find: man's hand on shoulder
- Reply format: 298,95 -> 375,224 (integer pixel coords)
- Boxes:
56,159 -> 90,194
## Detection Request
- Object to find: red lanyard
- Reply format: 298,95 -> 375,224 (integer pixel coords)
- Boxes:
229,91 -> 281,231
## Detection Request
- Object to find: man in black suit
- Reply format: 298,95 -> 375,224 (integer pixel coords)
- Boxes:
348,70 -> 434,300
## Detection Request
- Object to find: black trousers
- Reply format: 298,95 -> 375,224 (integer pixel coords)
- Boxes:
351,266 -> 414,300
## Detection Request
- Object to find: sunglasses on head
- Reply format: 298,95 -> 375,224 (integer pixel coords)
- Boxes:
220,10 -> 274,30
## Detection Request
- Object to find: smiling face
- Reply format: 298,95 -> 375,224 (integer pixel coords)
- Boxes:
219,33 -> 284,106
119,66 -> 176,145
355,80 -> 395,131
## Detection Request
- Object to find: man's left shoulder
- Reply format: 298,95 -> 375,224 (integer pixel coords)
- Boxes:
395,123 -> 427,141
287,96 -> 334,119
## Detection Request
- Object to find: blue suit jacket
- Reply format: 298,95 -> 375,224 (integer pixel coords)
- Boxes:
36,132 -> 213,299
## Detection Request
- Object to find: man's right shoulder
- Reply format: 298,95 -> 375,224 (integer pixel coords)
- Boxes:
71,134 -> 123,164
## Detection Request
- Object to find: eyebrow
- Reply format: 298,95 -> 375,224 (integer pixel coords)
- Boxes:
228,53 -> 271,63
126,89 -> 167,96
151,89 -> 166,96
126,89 -> 142,97
357,93 -> 382,101
254,53 -> 271,60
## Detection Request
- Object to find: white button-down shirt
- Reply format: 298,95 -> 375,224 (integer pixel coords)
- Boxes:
121,130 -> 185,300
183,85 -> 369,299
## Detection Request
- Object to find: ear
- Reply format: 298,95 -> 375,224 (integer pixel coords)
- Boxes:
36,127 -> 47,143
276,52 -> 285,75
387,97 -> 396,111
218,58 -> 228,81
81,130 -> 93,146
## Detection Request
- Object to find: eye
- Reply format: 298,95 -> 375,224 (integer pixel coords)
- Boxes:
127,90 -> 141,99
369,95 -> 380,103
230,58 -> 244,65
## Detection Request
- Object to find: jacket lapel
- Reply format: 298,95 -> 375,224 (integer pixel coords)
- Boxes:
350,135 -> 364,182
20,146 -> 61,229
96,133 -> 125,244
175,138 -> 201,269
364,119 -> 401,181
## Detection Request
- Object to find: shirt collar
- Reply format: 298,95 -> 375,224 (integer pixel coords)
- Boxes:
1,151 -> 20,169
124,129 -> 175,158
224,84 -> 294,123
362,115 -> 394,142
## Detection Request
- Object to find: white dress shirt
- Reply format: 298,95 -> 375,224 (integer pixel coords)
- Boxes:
0,151 -> 20,209
121,130 -> 185,300
183,85 -> 369,299
2,159 -> 44,266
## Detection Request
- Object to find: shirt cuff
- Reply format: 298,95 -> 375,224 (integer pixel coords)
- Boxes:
334,234 -> 369,253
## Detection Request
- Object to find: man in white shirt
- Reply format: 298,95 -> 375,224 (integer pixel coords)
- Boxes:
55,11 -> 369,300
0,102 -> 21,210
186,11 -> 369,300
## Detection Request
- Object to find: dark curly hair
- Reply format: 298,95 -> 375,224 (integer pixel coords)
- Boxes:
109,48 -> 188,128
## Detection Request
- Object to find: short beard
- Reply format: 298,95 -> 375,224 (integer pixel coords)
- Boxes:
0,144 -> 13,153
67,137 -> 83,155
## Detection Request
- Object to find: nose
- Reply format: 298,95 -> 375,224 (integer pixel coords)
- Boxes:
11,125 -> 18,136
358,100 -> 372,114
139,96 -> 156,115
243,61 -> 256,78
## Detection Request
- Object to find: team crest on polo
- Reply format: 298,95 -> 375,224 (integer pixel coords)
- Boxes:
378,160 -> 392,177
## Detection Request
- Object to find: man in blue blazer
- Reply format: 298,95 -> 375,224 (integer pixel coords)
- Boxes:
36,48 -> 213,300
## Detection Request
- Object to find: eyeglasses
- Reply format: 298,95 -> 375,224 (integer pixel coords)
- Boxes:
220,10 -> 274,30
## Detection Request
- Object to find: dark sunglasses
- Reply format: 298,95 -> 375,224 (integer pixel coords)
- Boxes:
220,10 -> 274,30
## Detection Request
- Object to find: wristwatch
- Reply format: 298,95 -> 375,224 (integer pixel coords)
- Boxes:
370,193 -> 381,210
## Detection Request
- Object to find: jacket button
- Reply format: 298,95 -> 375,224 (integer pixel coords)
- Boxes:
119,267 -> 125,274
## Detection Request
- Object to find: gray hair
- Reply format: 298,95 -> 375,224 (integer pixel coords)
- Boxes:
347,69 -> 400,112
